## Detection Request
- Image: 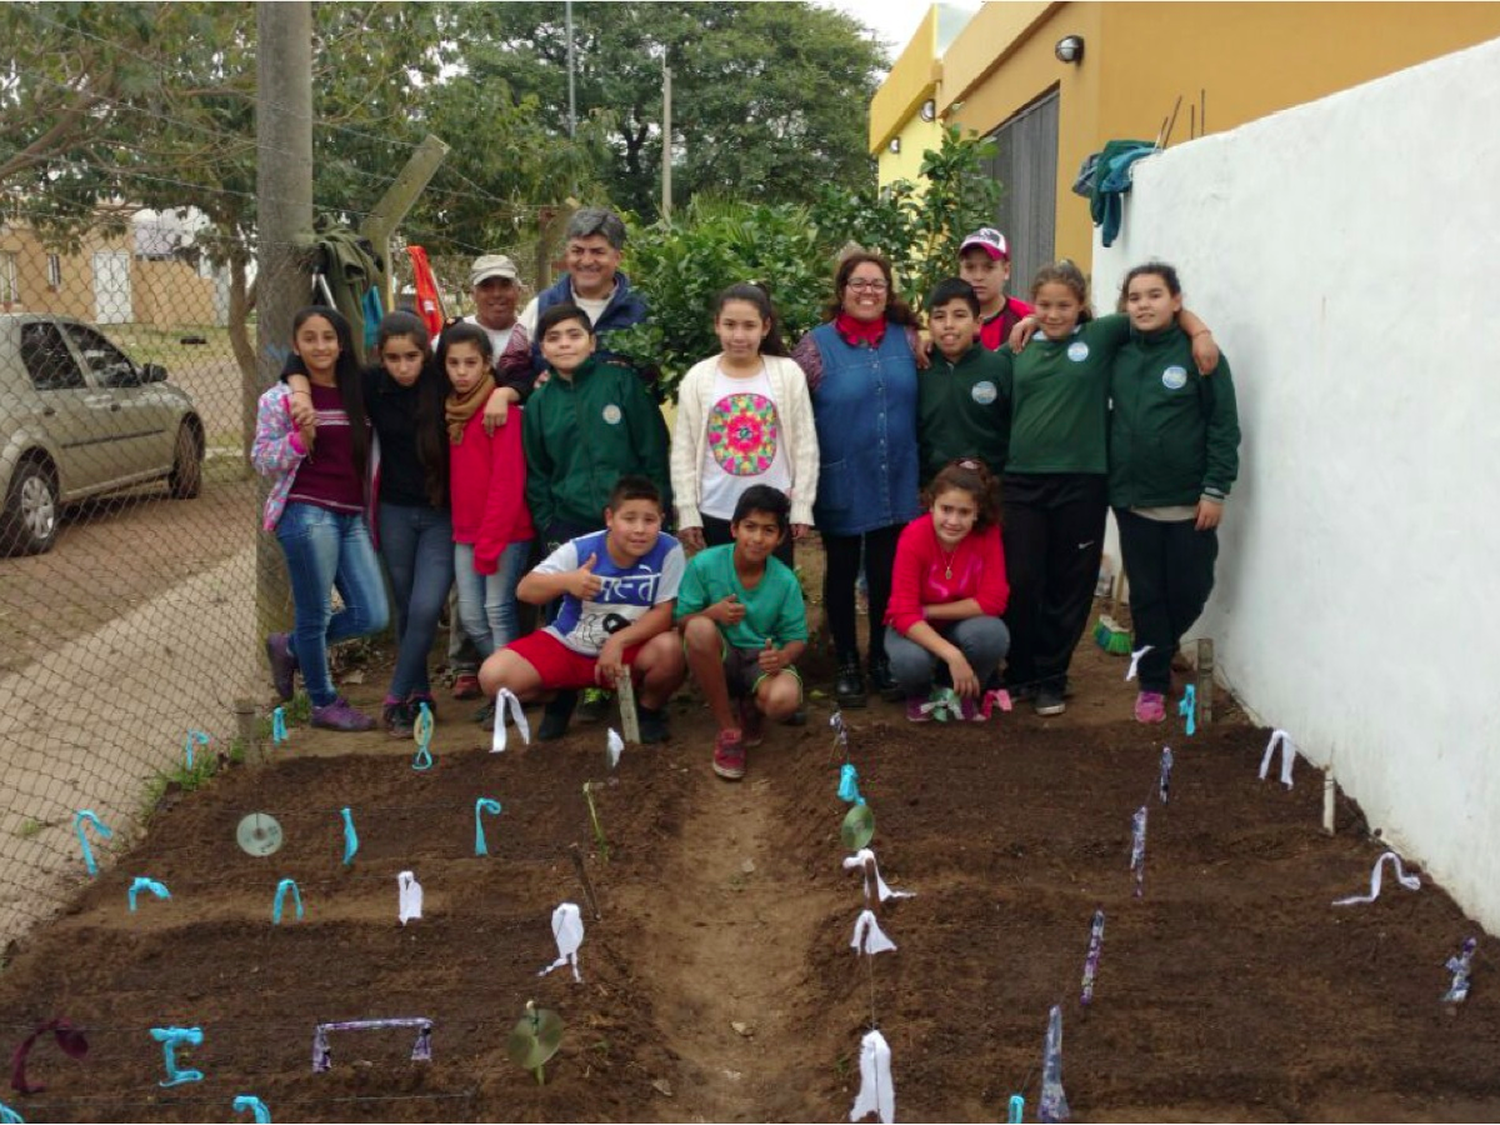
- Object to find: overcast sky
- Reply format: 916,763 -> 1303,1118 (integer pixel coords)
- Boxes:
814,0 -> 979,70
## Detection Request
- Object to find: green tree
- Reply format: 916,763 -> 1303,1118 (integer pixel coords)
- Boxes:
442,1 -> 886,220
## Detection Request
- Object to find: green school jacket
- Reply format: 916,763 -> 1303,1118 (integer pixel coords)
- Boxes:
917,343 -> 1012,483
1006,315 -> 1130,475
521,356 -> 672,533
1107,324 -> 1240,508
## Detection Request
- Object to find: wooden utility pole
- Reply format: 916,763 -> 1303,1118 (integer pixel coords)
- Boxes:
360,134 -> 450,312
254,0 -> 313,637
661,63 -> 672,219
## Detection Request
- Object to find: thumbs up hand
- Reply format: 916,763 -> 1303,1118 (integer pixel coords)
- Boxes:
758,635 -> 785,674
710,593 -> 746,626
568,552 -> 605,598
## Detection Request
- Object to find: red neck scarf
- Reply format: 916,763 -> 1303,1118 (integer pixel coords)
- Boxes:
834,312 -> 887,348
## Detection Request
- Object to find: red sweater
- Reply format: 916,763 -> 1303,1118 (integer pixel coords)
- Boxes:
884,515 -> 1009,635
450,409 -> 535,574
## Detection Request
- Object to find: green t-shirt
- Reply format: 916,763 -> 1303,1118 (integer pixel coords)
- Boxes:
674,544 -> 809,650
1006,314 -> 1129,475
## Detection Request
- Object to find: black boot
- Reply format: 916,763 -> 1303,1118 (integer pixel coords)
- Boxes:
835,655 -> 867,708
538,690 -> 578,741
867,654 -> 901,701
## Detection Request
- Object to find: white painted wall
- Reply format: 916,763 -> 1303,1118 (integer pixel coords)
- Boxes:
1092,35 -> 1500,930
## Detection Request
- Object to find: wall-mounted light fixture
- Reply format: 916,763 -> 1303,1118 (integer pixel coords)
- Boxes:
919,98 -> 936,122
1055,35 -> 1085,64
888,137 -> 901,154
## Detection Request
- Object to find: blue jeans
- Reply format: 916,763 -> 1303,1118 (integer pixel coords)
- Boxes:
275,502 -> 390,707
378,502 -> 454,700
454,539 -> 531,658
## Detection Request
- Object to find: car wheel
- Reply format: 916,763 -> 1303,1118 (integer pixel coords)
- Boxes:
1,459 -> 60,556
167,422 -> 203,500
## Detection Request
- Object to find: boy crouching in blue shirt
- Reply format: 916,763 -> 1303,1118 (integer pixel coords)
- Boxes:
479,475 -> 686,742
677,485 -> 808,781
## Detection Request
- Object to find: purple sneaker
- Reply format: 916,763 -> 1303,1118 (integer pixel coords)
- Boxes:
311,697 -> 377,732
266,632 -> 298,702
905,696 -> 931,723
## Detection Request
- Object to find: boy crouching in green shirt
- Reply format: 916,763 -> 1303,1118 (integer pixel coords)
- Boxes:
677,486 -> 808,781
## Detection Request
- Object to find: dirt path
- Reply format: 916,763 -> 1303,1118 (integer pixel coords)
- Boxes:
626,750 -> 842,1123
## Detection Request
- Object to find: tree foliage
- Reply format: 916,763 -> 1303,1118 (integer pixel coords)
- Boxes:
443,1 -> 887,220
611,125 -> 1000,398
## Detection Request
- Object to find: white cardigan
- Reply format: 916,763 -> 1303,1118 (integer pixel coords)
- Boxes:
670,353 -> 821,529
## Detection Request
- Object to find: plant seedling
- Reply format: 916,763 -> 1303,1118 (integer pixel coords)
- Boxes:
507,1000 -> 564,1086
582,782 -> 610,863
841,803 -> 875,852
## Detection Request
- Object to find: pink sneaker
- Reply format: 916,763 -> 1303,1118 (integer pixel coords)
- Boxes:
1134,691 -> 1167,724
905,696 -> 931,723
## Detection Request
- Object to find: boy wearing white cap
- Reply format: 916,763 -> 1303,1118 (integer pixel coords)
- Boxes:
958,228 -> 1034,351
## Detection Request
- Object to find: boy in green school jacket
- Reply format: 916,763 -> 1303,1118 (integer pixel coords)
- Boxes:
522,303 -> 672,550
917,277 -> 1013,483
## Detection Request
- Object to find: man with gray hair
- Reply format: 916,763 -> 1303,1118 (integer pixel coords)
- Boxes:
498,206 -> 650,388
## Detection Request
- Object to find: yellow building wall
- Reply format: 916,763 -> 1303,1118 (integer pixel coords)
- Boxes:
877,115 -> 946,187
938,2 -> 1500,273
870,6 -> 942,153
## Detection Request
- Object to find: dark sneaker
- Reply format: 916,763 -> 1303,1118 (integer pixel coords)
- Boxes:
384,701 -> 415,738
538,690 -> 578,742
577,687 -> 612,723
712,728 -> 746,780
312,697 -> 377,732
636,704 -> 670,744
266,632 -> 297,702
473,699 -> 496,726
867,655 -> 901,702
1033,687 -> 1067,717
739,696 -> 764,748
451,674 -> 481,700
835,657 -> 867,708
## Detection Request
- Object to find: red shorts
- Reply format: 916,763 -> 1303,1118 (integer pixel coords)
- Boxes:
506,630 -> 645,691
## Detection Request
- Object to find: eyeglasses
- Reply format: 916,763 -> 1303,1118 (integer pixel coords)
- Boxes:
846,279 -> 889,293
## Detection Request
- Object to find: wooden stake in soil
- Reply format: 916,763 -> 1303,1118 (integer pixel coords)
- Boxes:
615,670 -> 641,744
234,699 -> 263,765
1196,638 -> 1215,724
568,843 -> 602,920
1323,768 -> 1337,836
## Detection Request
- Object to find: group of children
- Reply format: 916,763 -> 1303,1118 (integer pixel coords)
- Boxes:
252,226 -> 1240,780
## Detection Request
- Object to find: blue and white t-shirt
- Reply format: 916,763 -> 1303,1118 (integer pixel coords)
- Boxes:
538,529 -> 685,655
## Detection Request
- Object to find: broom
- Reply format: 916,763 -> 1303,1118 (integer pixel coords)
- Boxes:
1093,558 -> 1133,655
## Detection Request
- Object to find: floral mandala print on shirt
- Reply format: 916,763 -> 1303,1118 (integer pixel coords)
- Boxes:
707,392 -> 780,476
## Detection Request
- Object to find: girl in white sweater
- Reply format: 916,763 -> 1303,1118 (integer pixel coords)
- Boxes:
670,283 -> 819,565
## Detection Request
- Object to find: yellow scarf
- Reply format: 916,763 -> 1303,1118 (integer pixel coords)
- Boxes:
444,373 -> 495,445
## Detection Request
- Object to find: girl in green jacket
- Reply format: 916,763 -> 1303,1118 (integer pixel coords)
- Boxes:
1109,262 -> 1239,724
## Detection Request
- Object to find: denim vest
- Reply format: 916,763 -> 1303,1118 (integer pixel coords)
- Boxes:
808,322 -> 920,536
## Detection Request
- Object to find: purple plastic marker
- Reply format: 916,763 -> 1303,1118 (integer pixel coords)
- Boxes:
1080,909 -> 1106,1005
1129,806 -> 1148,899
1159,747 -> 1173,804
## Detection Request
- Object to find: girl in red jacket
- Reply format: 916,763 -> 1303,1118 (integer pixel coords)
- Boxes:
883,458 -> 1010,721
442,322 -> 536,680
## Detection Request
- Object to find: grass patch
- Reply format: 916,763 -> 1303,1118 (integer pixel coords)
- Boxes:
109,324 -> 232,370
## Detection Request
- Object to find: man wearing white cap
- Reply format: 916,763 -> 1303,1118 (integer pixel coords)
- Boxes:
957,227 -> 1034,351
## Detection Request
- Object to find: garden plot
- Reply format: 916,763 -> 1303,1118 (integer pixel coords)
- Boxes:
2,644 -> 1499,1122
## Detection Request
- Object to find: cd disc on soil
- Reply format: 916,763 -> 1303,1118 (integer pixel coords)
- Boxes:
236,812 -> 284,857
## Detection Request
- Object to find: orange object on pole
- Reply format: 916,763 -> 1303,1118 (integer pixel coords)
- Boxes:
406,245 -> 445,340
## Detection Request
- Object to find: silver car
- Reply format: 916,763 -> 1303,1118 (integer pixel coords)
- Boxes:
0,314 -> 204,555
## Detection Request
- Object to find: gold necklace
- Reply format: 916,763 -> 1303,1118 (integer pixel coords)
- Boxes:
938,542 -> 958,580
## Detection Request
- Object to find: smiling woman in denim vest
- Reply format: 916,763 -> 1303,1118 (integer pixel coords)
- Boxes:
790,252 -> 922,707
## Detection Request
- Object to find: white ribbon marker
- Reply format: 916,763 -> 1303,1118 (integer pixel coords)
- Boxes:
607,728 -> 624,769
1332,850 -> 1421,906
538,902 -> 585,982
849,1029 -> 895,1124
850,909 -> 897,956
491,688 -> 531,753
397,870 -> 424,925
1125,645 -> 1154,682
1259,729 -> 1297,788
842,848 -> 914,903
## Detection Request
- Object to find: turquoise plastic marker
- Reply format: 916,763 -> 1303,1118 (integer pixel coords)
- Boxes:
474,798 -> 502,856
1008,1094 -> 1024,1123
150,1026 -> 204,1087
0,1099 -> 24,1123
127,877 -> 170,912
233,1095 -> 271,1123
184,730 -> 209,769
1179,684 -> 1197,736
340,807 -> 358,866
411,702 -> 434,770
270,707 -> 287,745
73,810 -> 113,877
838,763 -> 862,804
271,879 -> 303,925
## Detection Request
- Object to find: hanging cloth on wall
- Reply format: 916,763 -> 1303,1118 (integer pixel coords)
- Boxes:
407,246 -> 445,341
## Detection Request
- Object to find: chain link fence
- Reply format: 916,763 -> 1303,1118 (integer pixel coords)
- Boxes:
0,207 -> 549,947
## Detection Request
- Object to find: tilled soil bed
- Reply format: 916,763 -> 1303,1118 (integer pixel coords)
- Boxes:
1,635 -> 1498,1122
